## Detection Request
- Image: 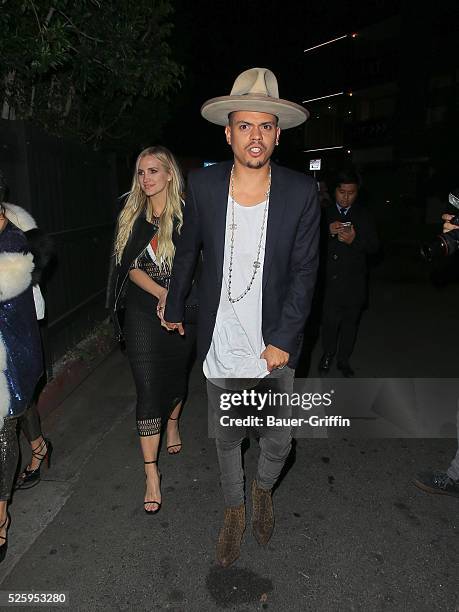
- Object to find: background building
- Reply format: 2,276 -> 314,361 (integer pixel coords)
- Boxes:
303,3 -> 458,244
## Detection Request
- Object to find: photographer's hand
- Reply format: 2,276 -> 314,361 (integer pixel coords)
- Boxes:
442,214 -> 459,233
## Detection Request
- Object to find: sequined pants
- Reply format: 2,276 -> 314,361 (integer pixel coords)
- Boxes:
0,418 -> 19,501
0,403 -> 42,501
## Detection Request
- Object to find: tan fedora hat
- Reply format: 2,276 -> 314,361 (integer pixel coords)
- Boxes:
201,67 -> 309,129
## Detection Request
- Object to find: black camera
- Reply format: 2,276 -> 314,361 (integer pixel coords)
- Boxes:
421,190 -> 459,262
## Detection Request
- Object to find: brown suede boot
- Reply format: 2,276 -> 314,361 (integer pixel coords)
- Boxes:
251,479 -> 274,546
216,504 -> 246,567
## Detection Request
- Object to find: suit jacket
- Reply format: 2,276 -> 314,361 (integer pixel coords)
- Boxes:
164,160 -> 320,368
323,202 -> 379,306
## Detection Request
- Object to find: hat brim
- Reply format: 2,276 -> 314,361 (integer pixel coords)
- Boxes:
201,95 -> 309,129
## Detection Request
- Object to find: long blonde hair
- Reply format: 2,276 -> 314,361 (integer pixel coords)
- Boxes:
114,146 -> 184,267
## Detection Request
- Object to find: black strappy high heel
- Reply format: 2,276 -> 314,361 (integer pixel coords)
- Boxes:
167,416 -> 182,455
144,460 -> 162,514
15,438 -> 53,490
0,514 -> 10,563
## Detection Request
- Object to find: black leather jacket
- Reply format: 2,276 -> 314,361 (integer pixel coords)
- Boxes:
106,214 -> 199,340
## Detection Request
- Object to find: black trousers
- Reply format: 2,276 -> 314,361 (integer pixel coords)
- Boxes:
321,301 -> 362,363
20,402 -> 42,442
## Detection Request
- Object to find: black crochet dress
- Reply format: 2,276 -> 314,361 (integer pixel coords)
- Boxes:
123,218 -> 196,436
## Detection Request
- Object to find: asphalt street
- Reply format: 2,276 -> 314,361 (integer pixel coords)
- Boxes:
0,275 -> 458,612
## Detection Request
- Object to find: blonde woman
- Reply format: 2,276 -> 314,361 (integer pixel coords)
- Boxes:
107,146 -> 197,514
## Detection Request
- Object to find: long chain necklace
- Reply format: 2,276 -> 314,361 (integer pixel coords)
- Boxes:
227,165 -> 271,303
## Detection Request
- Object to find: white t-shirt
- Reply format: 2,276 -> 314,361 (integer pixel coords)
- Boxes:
203,196 -> 270,380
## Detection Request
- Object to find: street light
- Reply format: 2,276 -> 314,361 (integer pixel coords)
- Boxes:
302,91 -> 343,104
302,91 -> 353,105
303,32 -> 358,54
303,146 -> 344,153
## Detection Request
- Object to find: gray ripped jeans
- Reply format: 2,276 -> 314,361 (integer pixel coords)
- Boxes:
208,367 -> 295,507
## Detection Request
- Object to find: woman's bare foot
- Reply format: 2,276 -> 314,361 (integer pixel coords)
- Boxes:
166,418 -> 182,454
144,463 -> 161,513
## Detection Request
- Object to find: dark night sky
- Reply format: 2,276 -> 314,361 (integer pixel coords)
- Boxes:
164,0 -> 401,161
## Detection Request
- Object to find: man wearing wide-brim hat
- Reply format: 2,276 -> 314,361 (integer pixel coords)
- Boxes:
165,68 -> 320,567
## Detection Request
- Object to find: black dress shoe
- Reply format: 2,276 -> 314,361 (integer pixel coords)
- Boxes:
337,362 -> 354,377
318,353 -> 334,374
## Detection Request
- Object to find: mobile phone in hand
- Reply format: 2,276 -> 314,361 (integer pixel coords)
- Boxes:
340,221 -> 352,232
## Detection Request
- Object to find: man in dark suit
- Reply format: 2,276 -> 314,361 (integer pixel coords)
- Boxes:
318,169 -> 379,377
165,68 -> 319,566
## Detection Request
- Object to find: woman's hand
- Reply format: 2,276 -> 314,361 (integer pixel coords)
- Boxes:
156,287 -> 168,327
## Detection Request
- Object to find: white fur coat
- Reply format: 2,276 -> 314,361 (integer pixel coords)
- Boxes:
0,203 -> 36,300
4,203 -> 37,232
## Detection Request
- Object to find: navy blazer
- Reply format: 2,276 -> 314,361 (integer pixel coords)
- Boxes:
165,160 -> 320,368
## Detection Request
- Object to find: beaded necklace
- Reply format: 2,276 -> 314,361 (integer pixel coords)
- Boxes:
227,165 -> 271,304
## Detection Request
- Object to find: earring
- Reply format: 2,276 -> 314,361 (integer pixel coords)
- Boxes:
275,141 -> 279,146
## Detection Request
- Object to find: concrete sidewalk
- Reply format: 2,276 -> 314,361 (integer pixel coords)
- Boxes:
0,350 -> 457,611
0,276 -> 458,611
